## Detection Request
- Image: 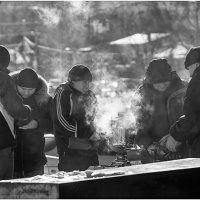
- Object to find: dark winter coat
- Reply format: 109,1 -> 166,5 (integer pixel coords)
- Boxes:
135,71 -> 187,148
170,66 -> 200,145
52,82 -> 99,171
0,71 -> 31,150
10,71 -> 53,173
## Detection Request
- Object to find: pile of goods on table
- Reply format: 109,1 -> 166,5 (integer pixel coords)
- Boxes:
10,169 -> 133,184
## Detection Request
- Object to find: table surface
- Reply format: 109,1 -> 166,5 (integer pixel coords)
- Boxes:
0,158 -> 200,199
0,158 -> 200,184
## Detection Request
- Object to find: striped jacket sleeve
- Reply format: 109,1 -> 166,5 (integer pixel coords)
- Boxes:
54,86 -> 76,136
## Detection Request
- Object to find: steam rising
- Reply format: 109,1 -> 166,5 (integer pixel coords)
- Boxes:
92,90 -> 142,144
82,66 -> 142,146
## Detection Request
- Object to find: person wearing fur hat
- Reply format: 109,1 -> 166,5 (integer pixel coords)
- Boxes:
52,64 -> 99,172
0,46 -> 31,180
135,58 -> 187,163
10,68 -> 53,178
166,47 -> 200,157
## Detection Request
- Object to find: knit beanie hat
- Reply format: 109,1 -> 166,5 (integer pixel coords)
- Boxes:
68,64 -> 92,82
184,47 -> 200,69
0,45 -> 10,73
145,58 -> 171,84
17,68 -> 39,88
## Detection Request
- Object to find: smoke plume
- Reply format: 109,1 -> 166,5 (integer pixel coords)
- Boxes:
88,89 -> 142,146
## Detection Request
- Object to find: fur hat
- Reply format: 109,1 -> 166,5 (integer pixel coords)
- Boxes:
184,47 -> 200,69
145,58 -> 171,84
0,45 -> 10,73
68,64 -> 92,82
17,68 -> 39,88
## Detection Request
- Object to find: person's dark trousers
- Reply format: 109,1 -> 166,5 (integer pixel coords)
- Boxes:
188,134 -> 200,157
13,166 -> 44,178
0,147 -> 14,180
58,153 -> 91,172
58,148 -> 99,172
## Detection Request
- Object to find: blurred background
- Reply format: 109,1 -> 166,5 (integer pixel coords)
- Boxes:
0,1 -> 197,93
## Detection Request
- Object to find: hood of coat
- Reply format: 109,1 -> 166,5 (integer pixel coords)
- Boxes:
10,70 -> 51,105
145,59 -> 171,84
141,71 -> 186,97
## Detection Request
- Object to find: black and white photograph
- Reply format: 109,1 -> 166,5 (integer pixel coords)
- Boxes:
0,0 -> 200,198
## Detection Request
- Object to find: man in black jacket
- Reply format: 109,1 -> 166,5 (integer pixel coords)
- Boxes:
0,46 -> 31,180
52,64 -> 99,172
166,47 -> 200,157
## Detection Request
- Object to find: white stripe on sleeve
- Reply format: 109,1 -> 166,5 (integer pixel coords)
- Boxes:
69,93 -> 73,116
56,88 -> 76,132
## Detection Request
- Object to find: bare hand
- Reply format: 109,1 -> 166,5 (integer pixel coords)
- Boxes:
159,134 -> 170,147
89,133 -> 100,142
166,135 -> 181,152
19,120 -> 38,130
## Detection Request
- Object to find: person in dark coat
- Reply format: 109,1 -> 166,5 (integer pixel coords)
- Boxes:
0,46 -> 31,180
166,47 -> 200,157
135,58 -> 187,163
10,68 -> 53,178
52,64 -> 99,172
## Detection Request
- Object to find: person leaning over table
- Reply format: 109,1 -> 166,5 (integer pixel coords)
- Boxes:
135,58 -> 187,163
10,68 -> 53,178
166,47 -> 200,158
0,46 -> 31,180
52,64 -> 99,172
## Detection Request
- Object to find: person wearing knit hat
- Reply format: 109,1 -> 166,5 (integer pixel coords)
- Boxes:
9,68 -> 53,178
135,58 -> 187,163
52,64 -> 99,172
184,47 -> 200,69
184,46 -> 200,77
68,64 -> 93,94
15,68 -> 39,99
166,46 -> 200,157
146,58 -> 171,83
145,58 -> 171,92
17,68 -> 39,88
0,46 -> 31,180
68,64 -> 92,83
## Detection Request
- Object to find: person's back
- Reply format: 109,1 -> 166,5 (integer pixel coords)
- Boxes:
0,46 -> 31,180
135,59 -> 186,163
166,46 -> 200,157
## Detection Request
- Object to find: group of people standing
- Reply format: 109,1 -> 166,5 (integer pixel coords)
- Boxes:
0,44 -> 200,181
135,47 -> 200,163
0,45 -> 99,180
0,47 -> 53,180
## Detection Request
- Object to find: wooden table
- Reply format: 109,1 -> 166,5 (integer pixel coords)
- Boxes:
0,158 -> 200,198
